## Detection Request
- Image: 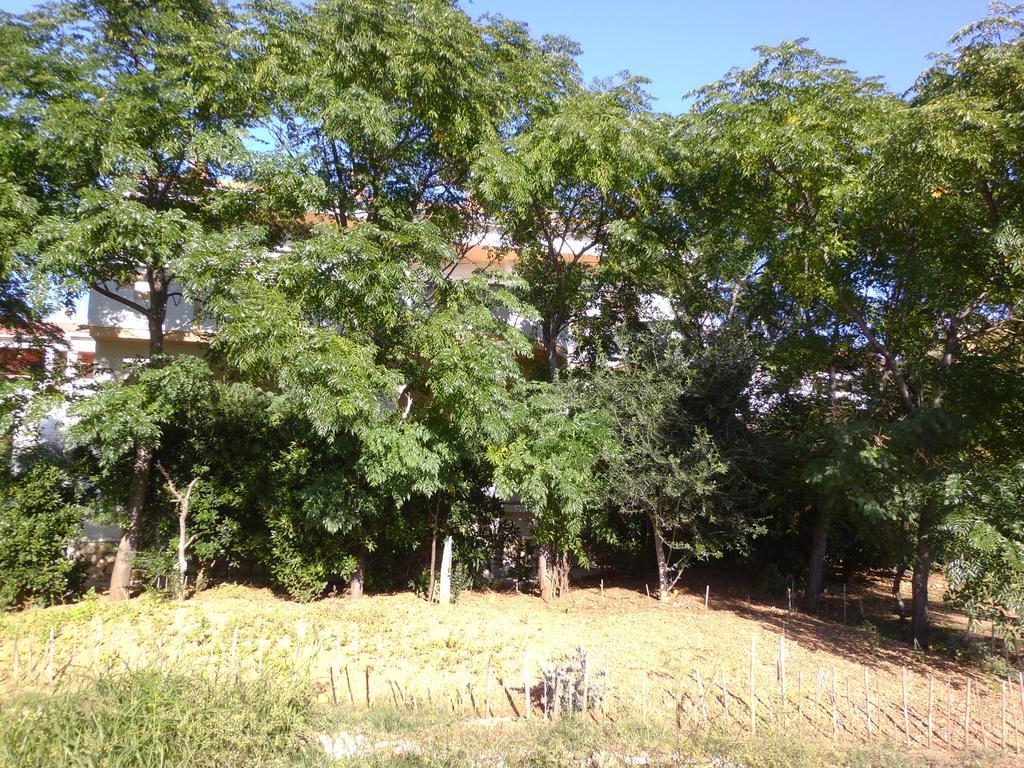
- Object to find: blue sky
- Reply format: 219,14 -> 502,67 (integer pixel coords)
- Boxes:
2,0 -> 989,108
460,0 -> 987,108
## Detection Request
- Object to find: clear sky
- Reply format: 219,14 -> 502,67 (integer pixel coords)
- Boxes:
459,0 -> 988,108
2,0 -> 989,109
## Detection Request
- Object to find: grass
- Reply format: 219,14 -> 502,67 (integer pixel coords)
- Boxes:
0,671 -> 1002,767
0,671 -> 323,768
0,577 -> 1020,764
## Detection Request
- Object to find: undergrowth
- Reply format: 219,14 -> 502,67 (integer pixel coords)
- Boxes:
0,671 -> 1002,767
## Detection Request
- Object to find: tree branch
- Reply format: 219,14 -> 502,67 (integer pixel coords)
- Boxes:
91,281 -> 152,317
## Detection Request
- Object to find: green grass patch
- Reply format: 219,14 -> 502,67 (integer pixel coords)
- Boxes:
0,671 -> 324,768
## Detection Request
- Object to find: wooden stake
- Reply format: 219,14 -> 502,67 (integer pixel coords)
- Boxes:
1019,672 -> 1024,749
485,656 -> 493,717
965,678 -> 972,749
927,674 -> 934,748
329,666 -> 338,705
553,666 -> 562,719
345,665 -> 354,705
604,659 -> 610,716
542,673 -> 549,719
842,584 -> 847,624
779,632 -> 787,727
722,669 -> 729,721
46,628 -> 55,683
864,667 -> 872,736
704,585 -> 710,609
902,667 -> 910,746
750,634 -> 757,734
582,654 -> 590,713
831,667 -> 838,735
365,666 -> 371,707
981,687 -> 989,750
946,680 -> 952,747
1011,675 -> 1020,756
522,652 -> 530,719
797,668 -> 803,722
696,669 -> 707,727
1001,679 -> 1007,751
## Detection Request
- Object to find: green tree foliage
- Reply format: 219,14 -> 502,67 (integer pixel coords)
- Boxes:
473,81 -> 668,378
940,463 -> 1024,650
2,0 -> 1022,643
490,380 -> 612,597
6,0 -> 280,600
589,330 -> 764,599
679,8 -> 1024,646
0,461 -> 86,608
205,214 -> 535,594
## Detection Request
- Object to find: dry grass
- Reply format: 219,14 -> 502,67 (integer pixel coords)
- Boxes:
0,572 -> 1021,764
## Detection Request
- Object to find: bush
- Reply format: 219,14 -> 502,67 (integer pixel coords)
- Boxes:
0,462 -> 86,609
267,511 -> 356,602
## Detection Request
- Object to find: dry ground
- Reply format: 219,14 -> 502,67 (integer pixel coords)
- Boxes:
0,570 -> 1021,764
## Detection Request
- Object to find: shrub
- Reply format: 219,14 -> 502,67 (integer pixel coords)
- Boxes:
0,462 -> 86,609
267,511 -> 356,602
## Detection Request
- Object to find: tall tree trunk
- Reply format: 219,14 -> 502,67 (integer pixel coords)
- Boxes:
911,513 -> 932,649
542,313 -> 563,382
108,441 -> 153,601
538,544 -> 552,601
107,273 -> 167,600
557,551 -> 569,596
349,551 -> 366,599
648,512 -> 669,600
803,507 -> 830,613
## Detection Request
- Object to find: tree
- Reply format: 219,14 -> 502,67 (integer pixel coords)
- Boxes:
13,0 -> 275,600
588,329 -> 764,599
249,0 -> 576,243
206,215 -> 534,596
681,17 -> 1024,646
473,81 -> 667,379
490,380 -> 612,599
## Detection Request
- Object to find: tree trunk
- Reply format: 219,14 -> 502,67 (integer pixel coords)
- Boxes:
147,268 -> 167,357
438,535 -> 453,605
803,507 -> 830,613
892,564 -> 908,619
538,544 -> 552,601
426,500 -> 440,603
107,272 -> 167,601
911,515 -> 932,650
349,551 -> 366,599
557,551 -> 570,597
648,512 -> 670,600
108,441 -> 153,601
542,314 -> 562,382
